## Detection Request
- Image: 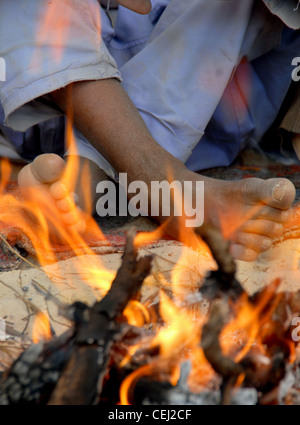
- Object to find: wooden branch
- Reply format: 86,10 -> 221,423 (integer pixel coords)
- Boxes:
201,300 -> 244,377
0,229 -> 152,405
48,228 -> 152,405
201,300 -> 245,405
196,224 -> 244,300
196,224 -> 236,277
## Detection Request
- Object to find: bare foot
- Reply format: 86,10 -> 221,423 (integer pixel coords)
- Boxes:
18,153 -> 85,234
198,173 -> 296,261
16,153 -> 296,262
49,78 -> 296,262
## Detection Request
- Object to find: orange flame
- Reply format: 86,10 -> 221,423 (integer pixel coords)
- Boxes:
123,300 -> 150,327
32,311 -> 52,344
1,6 -> 297,399
31,0 -> 102,68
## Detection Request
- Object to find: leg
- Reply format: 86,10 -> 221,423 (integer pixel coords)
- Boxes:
0,106 -> 112,232
1,0 -> 296,260
51,78 -> 295,261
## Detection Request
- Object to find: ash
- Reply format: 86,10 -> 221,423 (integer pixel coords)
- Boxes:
134,362 -> 258,406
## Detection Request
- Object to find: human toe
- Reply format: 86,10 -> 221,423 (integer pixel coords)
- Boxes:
237,219 -> 283,239
30,154 -> 65,184
241,178 -> 295,210
232,232 -> 272,254
230,244 -> 259,262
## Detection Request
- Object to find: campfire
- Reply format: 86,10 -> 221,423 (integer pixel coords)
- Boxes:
0,192 -> 300,406
0,4 -> 300,404
1,0 -> 300,411
0,112 -> 299,406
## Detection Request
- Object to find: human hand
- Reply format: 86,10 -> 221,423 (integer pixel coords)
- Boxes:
101,0 -> 152,14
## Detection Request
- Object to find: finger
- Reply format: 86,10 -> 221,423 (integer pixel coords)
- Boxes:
114,0 -> 152,14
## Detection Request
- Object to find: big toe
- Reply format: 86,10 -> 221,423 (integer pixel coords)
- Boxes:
245,177 -> 295,210
30,154 -> 65,184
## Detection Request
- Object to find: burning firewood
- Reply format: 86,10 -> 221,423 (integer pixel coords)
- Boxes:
0,228 -> 152,405
1,222 -> 300,406
200,272 -> 300,405
195,224 -> 300,405
196,224 -> 244,301
201,300 -> 244,405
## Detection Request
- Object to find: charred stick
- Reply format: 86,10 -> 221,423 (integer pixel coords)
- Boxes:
0,330 -> 74,405
48,228 -> 152,405
93,228 -> 153,321
196,224 -> 236,278
201,300 -> 244,405
47,317 -> 127,405
201,301 -> 244,377
0,229 -> 152,405
196,224 -> 244,300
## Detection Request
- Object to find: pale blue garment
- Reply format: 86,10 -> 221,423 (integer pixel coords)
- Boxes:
0,0 -> 299,174
0,0 -> 121,130
186,24 -> 300,171
0,0 -> 122,178
108,0 -> 300,170
119,0 -> 255,163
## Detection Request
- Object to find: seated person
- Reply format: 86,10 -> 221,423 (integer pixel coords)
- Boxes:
0,0 -> 299,261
